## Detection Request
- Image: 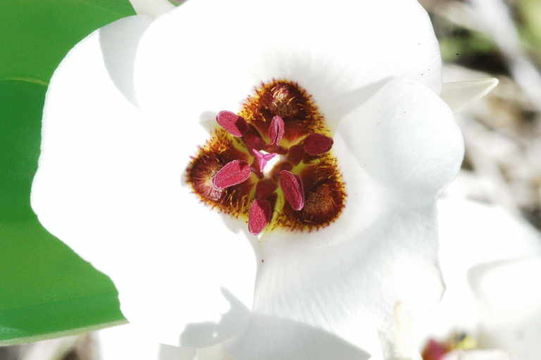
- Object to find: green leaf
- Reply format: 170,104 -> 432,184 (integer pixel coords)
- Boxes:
0,0 -> 135,84
0,80 -> 126,345
0,0 -> 135,345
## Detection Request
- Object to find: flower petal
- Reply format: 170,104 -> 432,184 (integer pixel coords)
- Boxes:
441,79 -> 499,111
129,0 -> 175,18
97,325 -> 195,360
31,19 -> 256,347
469,257 -> 541,360
227,313 -> 371,360
99,324 -> 232,360
133,0 -> 442,129
428,199 -> 541,338
249,203 -> 444,358
443,350 -> 510,360
99,15 -> 153,103
337,78 -> 464,204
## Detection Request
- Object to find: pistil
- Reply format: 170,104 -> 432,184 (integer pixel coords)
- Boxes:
251,149 -> 277,174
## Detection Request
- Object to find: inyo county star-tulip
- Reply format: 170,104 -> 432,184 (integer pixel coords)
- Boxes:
31,0 -> 497,359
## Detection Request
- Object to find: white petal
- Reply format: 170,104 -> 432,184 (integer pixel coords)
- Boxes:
97,325 -> 195,360
31,19 -> 256,348
337,78 -> 464,204
133,0 -> 442,130
227,313 -> 371,360
470,257 -> 541,360
472,258 -> 541,316
100,16 -> 153,103
439,198 -> 541,280
443,350 -> 510,360
193,345 -> 231,360
425,199 -> 541,339
441,79 -> 499,111
244,203 -> 444,359
98,324 -> 231,360
129,0 -> 175,18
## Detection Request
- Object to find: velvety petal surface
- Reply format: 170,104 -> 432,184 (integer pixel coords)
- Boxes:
133,0 -> 442,131
31,18 -> 256,347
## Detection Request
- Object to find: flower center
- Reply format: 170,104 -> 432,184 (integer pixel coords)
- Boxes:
186,80 -> 346,235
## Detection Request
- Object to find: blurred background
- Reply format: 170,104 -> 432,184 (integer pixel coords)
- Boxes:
1,0 -> 541,359
422,0 -> 541,230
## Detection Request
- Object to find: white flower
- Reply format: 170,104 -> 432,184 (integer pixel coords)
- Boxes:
443,349 -> 509,360
421,198 -> 541,360
30,0 -> 496,359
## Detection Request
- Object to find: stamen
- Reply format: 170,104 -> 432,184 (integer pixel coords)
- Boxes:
251,149 -> 277,173
248,199 -> 272,235
303,133 -> 334,155
212,160 -> 251,189
279,170 -> 305,211
268,115 -> 285,145
216,111 -> 248,137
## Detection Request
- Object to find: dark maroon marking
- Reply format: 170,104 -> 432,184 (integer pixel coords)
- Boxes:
255,179 -> 277,200
287,144 -> 305,165
242,125 -> 266,150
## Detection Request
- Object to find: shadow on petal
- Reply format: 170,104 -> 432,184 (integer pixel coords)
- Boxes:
178,289 -> 251,348
159,344 -> 196,360
100,16 -> 152,104
227,313 -> 371,360
325,77 -> 391,125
